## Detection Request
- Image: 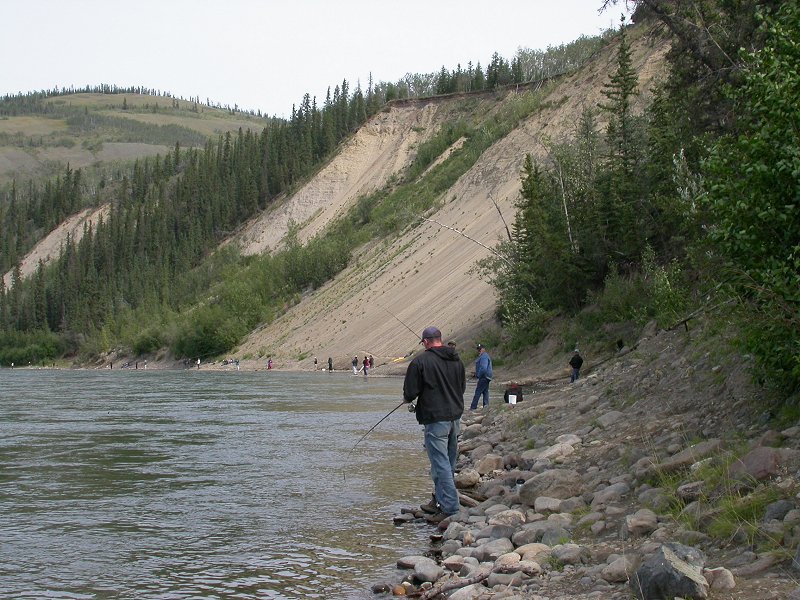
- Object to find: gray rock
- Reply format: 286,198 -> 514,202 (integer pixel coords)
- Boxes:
625,508 -> 659,537
764,499 -> 795,522
469,443 -> 495,461
534,496 -> 562,513
632,456 -> 657,479
590,520 -> 606,535
442,554 -> 466,572
576,511 -> 603,528
551,543 -> 586,565
538,442 -> 576,460
540,525 -> 571,546
555,433 -> 582,446
472,537 -> 515,562
677,480 -> 705,502
526,424 -> 548,446
519,468 -> 583,504
602,556 -> 635,583
448,582 -> 488,600
638,487 -> 672,512
512,521 -> 566,545
559,496 -> 587,513
461,423 -> 484,440
659,439 -> 722,473
596,410 -> 624,428
441,539 -> 462,556
475,524 -> 517,541
397,555 -> 432,569
703,566 -> 735,591
631,544 -> 709,599
591,481 -> 630,508
413,559 -> 444,583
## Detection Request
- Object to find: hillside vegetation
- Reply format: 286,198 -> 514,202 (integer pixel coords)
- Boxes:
0,1 -> 797,409
0,89 -> 267,185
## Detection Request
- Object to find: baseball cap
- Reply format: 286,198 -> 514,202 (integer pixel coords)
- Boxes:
420,326 -> 442,342
476,343 -> 484,350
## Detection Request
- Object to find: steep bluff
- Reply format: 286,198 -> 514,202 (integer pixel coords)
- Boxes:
234,27 -> 670,367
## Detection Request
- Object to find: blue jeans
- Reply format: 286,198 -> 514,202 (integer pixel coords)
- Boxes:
423,419 -> 461,515
571,368 -> 580,383
470,377 -> 490,409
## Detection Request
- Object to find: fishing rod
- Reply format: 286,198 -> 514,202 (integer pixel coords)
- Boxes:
379,304 -> 422,343
344,306 -> 422,480
343,400 -> 416,481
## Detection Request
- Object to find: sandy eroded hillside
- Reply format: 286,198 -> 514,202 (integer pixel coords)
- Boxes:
233,28 -> 670,370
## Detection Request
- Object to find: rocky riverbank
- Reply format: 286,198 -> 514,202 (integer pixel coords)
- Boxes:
374,321 -> 800,599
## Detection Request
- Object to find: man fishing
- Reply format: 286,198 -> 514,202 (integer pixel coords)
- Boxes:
403,326 -> 466,523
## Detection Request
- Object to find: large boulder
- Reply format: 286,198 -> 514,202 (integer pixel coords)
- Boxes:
519,469 -> 583,504
728,446 -> 800,481
631,544 -> 709,599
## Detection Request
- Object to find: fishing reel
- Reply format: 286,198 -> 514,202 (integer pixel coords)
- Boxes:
408,402 -> 416,413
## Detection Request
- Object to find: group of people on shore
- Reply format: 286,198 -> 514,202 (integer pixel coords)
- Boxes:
351,355 -> 374,374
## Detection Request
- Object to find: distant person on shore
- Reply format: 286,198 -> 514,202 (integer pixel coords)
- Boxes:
569,349 -> 583,383
470,343 -> 493,410
503,381 -> 524,404
403,326 -> 465,523
352,356 -> 359,374
267,358 -> 273,370
362,356 -> 369,376
196,358 -> 200,369
328,357 -> 333,371
314,356 -> 318,370
368,355 -> 374,369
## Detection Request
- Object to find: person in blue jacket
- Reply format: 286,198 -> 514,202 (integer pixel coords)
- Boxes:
470,343 -> 493,410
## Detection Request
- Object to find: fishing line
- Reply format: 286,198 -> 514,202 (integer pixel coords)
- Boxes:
343,399 -> 415,482
343,305 -> 422,481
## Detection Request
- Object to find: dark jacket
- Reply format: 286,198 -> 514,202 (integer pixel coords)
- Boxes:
569,353 -> 584,369
403,345 -> 466,425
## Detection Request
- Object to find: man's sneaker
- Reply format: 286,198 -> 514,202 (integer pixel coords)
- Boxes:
420,493 -> 438,514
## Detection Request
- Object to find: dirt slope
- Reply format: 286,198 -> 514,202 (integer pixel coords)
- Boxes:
2,204 -> 109,289
234,29 -> 670,369
236,102 -> 443,254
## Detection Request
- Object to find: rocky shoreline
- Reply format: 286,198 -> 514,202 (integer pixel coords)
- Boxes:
372,324 -> 800,599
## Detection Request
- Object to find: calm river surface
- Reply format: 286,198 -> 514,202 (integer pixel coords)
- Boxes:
0,369 -> 435,599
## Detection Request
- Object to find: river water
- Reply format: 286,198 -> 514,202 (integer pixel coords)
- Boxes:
0,369 -> 435,599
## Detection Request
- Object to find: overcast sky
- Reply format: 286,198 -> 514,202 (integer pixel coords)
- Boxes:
2,1 -> 625,118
